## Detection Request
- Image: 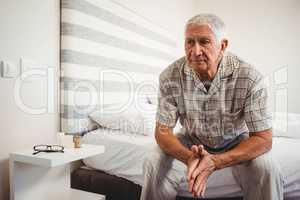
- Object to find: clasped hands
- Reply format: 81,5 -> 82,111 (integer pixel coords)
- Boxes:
187,145 -> 217,198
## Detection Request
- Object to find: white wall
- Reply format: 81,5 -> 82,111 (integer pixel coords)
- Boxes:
196,0 -> 300,113
0,0 -> 60,199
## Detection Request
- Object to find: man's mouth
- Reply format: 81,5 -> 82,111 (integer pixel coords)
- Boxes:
191,60 -> 206,63
190,56 -> 206,62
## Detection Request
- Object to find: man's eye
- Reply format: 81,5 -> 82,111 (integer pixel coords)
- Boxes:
186,39 -> 195,45
199,39 -> 210,45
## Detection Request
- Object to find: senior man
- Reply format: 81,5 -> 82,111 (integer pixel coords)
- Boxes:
141,14 -> 283,200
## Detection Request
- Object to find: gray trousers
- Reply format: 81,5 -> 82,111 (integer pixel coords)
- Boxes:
140,135 -> 284,200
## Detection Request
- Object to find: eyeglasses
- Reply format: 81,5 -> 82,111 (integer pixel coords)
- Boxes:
33,145 -> 64,155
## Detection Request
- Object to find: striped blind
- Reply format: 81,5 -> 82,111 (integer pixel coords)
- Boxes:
60,0 -> 177,134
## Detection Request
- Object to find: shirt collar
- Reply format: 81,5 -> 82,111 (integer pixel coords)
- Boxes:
218,51 -> 235,79
183,58 -> 194,77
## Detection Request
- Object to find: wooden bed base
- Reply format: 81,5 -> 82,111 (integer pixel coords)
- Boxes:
71,168 -> 243,200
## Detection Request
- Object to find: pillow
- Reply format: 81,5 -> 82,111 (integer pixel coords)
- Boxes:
272,112 -> 300,138
89,102 -> 157,136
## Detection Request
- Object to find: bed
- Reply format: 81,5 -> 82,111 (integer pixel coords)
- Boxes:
70,128 -> 300,200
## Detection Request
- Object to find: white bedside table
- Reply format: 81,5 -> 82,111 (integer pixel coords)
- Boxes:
9,144 -> 105,200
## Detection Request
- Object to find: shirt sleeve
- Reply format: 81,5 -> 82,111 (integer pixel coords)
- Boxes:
244,73 -> 272,133
156,76 -> 179,128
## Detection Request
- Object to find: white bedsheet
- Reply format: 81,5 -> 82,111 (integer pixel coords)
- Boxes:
82,128 -> 300,199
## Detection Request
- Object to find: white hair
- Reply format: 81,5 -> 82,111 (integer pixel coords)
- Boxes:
185,14 -> 226,43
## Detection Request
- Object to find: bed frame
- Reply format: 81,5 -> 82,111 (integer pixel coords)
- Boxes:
71,167 -> 243,200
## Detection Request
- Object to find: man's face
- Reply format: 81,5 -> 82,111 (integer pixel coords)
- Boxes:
185,24 -> 226,72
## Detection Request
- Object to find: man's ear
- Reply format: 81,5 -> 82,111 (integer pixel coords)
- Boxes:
220,39 -> 228,51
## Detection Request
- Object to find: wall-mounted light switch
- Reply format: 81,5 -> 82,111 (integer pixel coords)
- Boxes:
0,60 -> 19,78
20,58 -> 47,81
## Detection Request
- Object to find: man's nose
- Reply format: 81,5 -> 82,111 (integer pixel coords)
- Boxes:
193,43 -> 203,56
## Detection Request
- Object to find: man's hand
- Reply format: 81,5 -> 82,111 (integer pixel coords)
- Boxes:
187,145 -> 216,197
187,145 -> 201,182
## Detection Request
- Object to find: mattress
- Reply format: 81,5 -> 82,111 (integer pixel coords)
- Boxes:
82,128 -> 300,199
